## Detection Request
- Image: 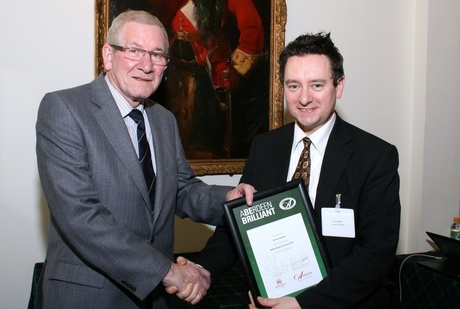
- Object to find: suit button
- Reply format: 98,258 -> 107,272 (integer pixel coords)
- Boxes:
121,280 -> 137,292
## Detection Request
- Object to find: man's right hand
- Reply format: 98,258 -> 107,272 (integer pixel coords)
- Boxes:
162,256 -> 211,304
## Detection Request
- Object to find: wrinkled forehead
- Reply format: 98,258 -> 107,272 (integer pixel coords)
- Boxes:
119,22 -> 168,51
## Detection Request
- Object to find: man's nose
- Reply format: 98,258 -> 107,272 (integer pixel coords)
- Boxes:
137,54 -> 154,72
299,88 -> 312,105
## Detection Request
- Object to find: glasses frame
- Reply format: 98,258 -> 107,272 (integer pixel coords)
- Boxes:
110,44 -> 170,66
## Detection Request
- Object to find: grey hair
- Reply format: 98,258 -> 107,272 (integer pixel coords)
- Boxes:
106,10 -> 169,53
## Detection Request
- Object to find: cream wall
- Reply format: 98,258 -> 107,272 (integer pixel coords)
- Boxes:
1,0 -> 459,307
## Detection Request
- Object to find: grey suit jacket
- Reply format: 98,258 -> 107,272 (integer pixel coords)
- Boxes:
36,74 -> 230,308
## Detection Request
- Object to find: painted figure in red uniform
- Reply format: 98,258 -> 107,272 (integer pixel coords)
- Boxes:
111,0 -> 268,159
148,0 -> 266,158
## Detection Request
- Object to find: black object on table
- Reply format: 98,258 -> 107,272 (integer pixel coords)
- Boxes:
396,251 -> 460,309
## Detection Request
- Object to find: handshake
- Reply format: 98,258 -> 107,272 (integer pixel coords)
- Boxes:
161,184 -> 256,305
162,256 -> 211,304
162,257 -> 299,308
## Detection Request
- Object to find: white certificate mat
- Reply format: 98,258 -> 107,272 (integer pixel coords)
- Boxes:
247,213 -> 324,298
222,180 -> 330,305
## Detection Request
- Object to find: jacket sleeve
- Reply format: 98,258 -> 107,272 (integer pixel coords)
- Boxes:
228,0 -> 264,55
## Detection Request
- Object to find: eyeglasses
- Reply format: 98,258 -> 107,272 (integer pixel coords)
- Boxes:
110,44 -> 170,66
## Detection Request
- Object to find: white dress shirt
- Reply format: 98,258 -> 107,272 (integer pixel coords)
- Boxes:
287,113 -> 336,207
105,75 -> 157,173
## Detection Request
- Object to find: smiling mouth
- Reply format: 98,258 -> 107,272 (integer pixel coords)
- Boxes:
133,76 -> 153,82
299,107 -> 316,112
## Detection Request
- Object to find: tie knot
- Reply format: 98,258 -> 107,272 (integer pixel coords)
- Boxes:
128,109 -> 144,124
303,137 -> 311,148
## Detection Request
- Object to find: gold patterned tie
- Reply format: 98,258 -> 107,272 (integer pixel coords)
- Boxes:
292,137 -> 312,189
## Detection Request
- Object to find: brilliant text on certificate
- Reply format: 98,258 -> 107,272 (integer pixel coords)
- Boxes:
240,201 -> 276,224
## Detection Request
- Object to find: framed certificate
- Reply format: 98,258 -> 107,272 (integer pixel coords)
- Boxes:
222,180 -> 331,306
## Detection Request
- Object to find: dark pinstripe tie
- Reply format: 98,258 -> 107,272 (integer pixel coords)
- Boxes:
292,137 -> 312,190
128,109 -> 155,212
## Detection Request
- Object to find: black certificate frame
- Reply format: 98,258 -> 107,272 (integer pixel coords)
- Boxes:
222,180 -> 331,306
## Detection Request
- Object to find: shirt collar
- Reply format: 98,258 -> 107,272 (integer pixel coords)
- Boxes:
293,112 -> 336,155
104,75 -> 144,117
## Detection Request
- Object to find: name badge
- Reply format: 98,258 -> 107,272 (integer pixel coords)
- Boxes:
321,208 -> 355,238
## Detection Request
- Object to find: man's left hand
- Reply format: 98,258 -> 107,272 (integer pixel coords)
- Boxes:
226,183 -> 256,206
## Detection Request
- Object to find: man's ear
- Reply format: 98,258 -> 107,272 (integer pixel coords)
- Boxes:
102,44 -> 113,71
336,77 -> 345,99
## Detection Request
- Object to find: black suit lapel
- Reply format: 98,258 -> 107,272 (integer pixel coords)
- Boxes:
315,117 -> 353,209
243,123 -> 294,190
271,124 -> 294,185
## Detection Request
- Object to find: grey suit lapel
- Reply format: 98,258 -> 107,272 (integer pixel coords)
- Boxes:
145,104 -> 162,224
144,103 -> 175,225
90,75 -> 152,211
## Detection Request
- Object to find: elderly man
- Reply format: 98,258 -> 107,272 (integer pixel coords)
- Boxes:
36,10 -> 254,308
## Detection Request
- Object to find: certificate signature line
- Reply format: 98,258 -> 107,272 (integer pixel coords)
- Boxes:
265,253 -> 288,273
291,254 -> 309,267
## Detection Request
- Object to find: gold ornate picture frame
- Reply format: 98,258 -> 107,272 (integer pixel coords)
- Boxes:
94,0 -> 286,175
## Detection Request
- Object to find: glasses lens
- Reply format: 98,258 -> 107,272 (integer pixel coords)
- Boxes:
119,46 -> 169,65
150,52 -> 169,66
124,47 -> 144,61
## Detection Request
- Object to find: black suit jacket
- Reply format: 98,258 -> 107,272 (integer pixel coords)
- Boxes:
196,115 -> 401,308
